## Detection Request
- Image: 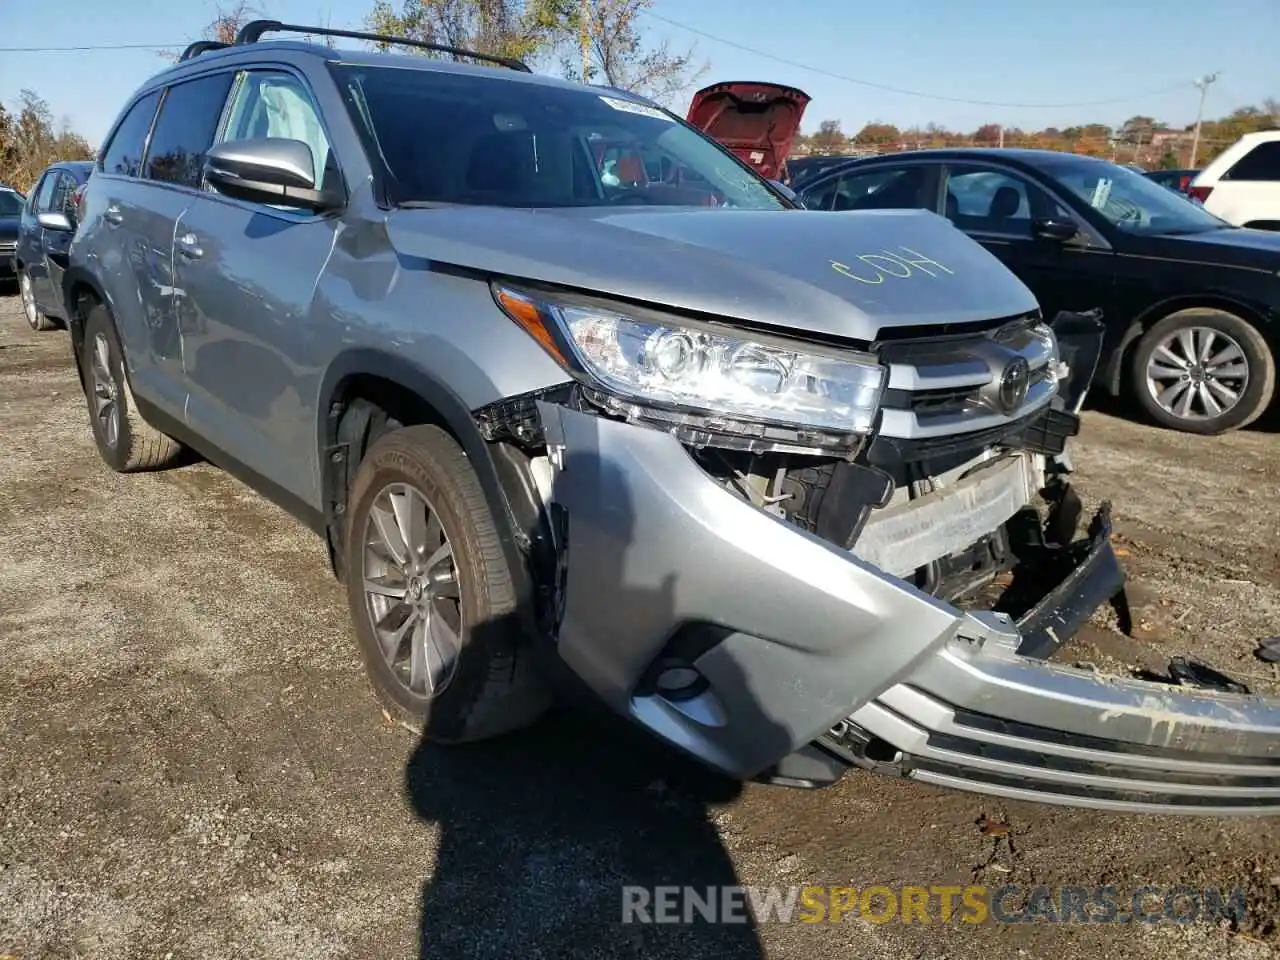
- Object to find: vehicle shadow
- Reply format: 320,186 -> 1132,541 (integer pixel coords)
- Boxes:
403,443 -> 784,959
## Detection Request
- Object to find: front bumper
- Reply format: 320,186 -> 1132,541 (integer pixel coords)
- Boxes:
534,403 -> 1280,814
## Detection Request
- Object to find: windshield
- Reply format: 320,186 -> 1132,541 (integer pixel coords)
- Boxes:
330,64 -> 786,210
1043,157 -> 1229,235
0,190 -> 23,217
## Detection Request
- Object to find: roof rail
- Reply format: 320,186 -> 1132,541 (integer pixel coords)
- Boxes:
179,40 -> 231,61
233,19 -> 533,73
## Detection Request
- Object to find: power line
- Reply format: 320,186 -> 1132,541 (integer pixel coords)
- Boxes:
0,42 -> 186,52
643,11 -> 1193,109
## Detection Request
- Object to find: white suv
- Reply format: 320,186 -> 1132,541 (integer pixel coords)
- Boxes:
1190,130 -> 1280,230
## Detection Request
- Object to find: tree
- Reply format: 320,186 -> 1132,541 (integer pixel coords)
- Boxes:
853,122 -> 899,146
366,0 -> 552,64
539,0 -> 708,105
0,90 -> 93,191
811,119 -> 846,153
972,123 -> 1001,144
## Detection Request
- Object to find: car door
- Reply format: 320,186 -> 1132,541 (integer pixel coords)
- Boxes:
81,88 -> 187,410
41,171 -> 82,316
175,66 -> 344,506
111,71 -> 236,417
939,162 -> 1114,322
20,172 -> 60,304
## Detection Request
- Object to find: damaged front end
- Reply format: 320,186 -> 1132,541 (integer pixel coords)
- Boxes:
474,292 -> 1280,815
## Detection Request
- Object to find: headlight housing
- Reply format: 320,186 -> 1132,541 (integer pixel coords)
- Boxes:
491,282 -> 887,452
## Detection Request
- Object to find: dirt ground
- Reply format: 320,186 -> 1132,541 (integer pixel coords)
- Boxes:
2,288 -> 1279,960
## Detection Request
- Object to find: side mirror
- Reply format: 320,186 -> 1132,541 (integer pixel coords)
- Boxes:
769,179 -> 803,207
205,138 -> 338,212
37,211 -> 74,232
1032,217 -> 1079,242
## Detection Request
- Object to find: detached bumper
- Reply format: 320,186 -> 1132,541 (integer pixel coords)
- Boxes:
840,612 -> 1280,814
534,404 -> 1280,814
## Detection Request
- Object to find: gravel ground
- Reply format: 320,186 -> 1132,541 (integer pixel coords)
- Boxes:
1,287 -> 1278,960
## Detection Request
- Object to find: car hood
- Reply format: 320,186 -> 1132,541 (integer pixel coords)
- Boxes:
685,82 -> 811,181
1143,226 -> 1280,270
384,206 -> 1040,341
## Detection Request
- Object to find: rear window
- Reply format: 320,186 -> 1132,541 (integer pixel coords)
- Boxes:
0,189 -> 22,216
101,91 -> 161,178
1225,141 -> 1280,181
144,73 -> 236,188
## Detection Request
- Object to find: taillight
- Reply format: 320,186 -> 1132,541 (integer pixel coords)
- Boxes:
1188,184 -> 1213,203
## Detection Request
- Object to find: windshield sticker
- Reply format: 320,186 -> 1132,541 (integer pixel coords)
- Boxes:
1090,178 -> 1113,209
599,96 -> 674,122
831,247 -> 955,285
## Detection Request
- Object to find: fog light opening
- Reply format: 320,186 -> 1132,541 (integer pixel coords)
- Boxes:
654,663 -> 709,702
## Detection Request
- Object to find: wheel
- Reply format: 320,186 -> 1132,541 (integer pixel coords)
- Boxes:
81,303 -> 184,471
1131,308 -> 1276,434
19,270 -> 57,331
343,423 -> 550,742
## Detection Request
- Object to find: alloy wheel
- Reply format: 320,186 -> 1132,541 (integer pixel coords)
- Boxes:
361,482 -> 463,700
1144,326 -> 1250,422
89,332 -> 120,449
19,272 -> 38,329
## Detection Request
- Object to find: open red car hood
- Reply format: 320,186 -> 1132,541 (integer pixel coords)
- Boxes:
685,81 -> 811,180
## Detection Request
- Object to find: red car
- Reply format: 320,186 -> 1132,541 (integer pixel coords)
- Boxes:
686,81 -> 811,182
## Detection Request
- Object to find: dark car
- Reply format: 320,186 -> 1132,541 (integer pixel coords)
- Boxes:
14,160 -> 93,331
782,154 -> 855,188
1144,168 -> 1200,196
796,148 -> 1280,434
0,183 -> 23,282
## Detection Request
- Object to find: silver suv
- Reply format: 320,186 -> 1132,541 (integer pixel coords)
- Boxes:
57,20 -> 1280,813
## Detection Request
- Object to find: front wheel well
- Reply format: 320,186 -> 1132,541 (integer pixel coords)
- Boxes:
1104,296 -> 1276,396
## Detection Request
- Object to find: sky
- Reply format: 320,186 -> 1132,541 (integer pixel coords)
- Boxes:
1,0 -> 1276,150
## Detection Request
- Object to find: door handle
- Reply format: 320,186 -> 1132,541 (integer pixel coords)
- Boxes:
104,204 -> 123,225
176,232 -> 203,260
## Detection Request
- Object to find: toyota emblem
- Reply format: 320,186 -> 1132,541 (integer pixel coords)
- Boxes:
997,357 -> 1031,414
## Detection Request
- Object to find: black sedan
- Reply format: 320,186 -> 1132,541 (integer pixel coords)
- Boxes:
0,183 -> 22,283
1144,168 -> 1200,196
796,148 -> 1280,434
14,160 -> 93,332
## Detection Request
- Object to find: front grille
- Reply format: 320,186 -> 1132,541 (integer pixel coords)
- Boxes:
876,315 -> 1061,441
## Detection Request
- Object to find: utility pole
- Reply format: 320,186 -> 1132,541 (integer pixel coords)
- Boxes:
580,0 -> 591,85
1189,72 -> 1219,168
998,124 -> 1004,148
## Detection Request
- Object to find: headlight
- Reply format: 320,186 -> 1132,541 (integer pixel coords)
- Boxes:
491,283 -> 886,439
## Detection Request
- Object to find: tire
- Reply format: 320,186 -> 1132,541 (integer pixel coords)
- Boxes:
19,270 -> 57,331
81,303 -> 184,471
343,422 -> 550,743
1130,307 -> 1275,435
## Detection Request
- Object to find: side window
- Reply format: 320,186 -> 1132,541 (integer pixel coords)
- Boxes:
1224,142 -> 1280,182
832,166 -> 934,212
220,70 -> 332,190
144,73 -> 236,188
798,174 -> 841,211
101,91 -> 161,178
34,172 -> 60,212
51,173 -> 78,216
944,165 -> 1071,237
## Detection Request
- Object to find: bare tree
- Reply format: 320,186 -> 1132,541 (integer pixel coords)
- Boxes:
545,0 -> 707,106
366,0 -> 554,64
0,91 -> 93,191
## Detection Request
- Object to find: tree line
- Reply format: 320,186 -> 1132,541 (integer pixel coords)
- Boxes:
0,92 -> 94,193
800,102 -> 1280,170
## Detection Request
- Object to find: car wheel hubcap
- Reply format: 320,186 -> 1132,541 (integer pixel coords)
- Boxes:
89,333 -> 120,448
1145,326 -> 1249,421
362,482 -> 462,700
20,274 -> 37,327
